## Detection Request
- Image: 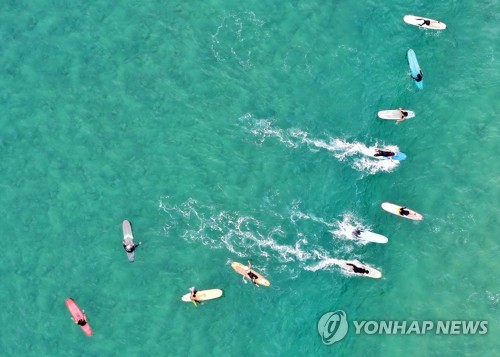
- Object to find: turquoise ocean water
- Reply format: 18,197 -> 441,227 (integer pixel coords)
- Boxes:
0,1 -> 498,356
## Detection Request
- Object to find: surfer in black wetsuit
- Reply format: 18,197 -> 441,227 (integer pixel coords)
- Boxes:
346,263 -> 369,275
397,108 -> 409,123
419,19 -> 431,27
411,71 -> 423,82
74,312 -> 88,326
353,229 -> 362,238
243,261 -> 261,287
374,149 -> 396,158
399,207 -> 410,216
247,271 -> 260,286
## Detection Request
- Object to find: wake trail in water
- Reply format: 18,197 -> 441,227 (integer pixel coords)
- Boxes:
330,213 -> 371,245
159,197 -> 379,277
239,113 -> 400,175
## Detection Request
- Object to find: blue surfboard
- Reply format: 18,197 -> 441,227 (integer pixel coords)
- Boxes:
407,49 -> 423,89
392,152 -> 407,161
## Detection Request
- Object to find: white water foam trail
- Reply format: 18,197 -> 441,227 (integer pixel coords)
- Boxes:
159,197 -> 324,264
239,113 -> 400,175
288,208 -> 374,252
330,213 -> 370,245
159,197 -> 377,276
303,257 -> 342,272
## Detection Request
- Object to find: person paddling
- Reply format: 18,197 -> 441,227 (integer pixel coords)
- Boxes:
418,19 -> 431,27
346,263 -> 369,275
411,71 -> 423,82
123,241 -> 142,253
398,108 -> 409,123
242,261 -> 260,287
374,149 -> 396,158
399,207 -> 410,216
73,312 -> 88,326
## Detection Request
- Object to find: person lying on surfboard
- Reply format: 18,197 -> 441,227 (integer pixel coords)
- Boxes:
243,261 -> 260,287
353,229 -> 362,238
374,149 -> 396,158
418,19 -> 431,27
72,313 -> 88,326
410,71 -> 423,82
398,108 -> 409,123
346,263 -> 369,275
123,242 -> 142,253
189,287 -> 203,304
398,207 -> 410,216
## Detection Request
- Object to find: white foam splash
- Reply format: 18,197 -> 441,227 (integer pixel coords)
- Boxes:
304,258 -> 341,272
330,213 -> 369,245
239,113 -> 400,175
159,197 -> 377,277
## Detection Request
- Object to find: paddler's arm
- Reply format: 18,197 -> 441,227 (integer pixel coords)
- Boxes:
134,242 -> 142,248
253,279 -> 260,288
247,260 -> 252,269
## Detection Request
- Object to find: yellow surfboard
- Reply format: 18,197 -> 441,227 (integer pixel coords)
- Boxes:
381,202 -> 424,221
231,262 -> 270,287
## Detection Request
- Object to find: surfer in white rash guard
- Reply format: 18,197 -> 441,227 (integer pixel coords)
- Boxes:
123,241 -> 142,253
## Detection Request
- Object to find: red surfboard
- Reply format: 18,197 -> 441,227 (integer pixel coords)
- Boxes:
65,298 -> 92,336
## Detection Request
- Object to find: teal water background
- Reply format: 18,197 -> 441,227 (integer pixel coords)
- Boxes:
0,1 -> 498,355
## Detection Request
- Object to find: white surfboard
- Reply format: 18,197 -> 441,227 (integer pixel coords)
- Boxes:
337,259 -> 382,279
181,289 -> 223,302
404,15 -> 446,30
356,230 -> 388,244
122,220 -> 136,262
378,110 -> 415,120
381,202 -> 424,221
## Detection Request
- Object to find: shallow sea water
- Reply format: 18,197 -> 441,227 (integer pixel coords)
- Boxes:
0,1 -> 498,356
